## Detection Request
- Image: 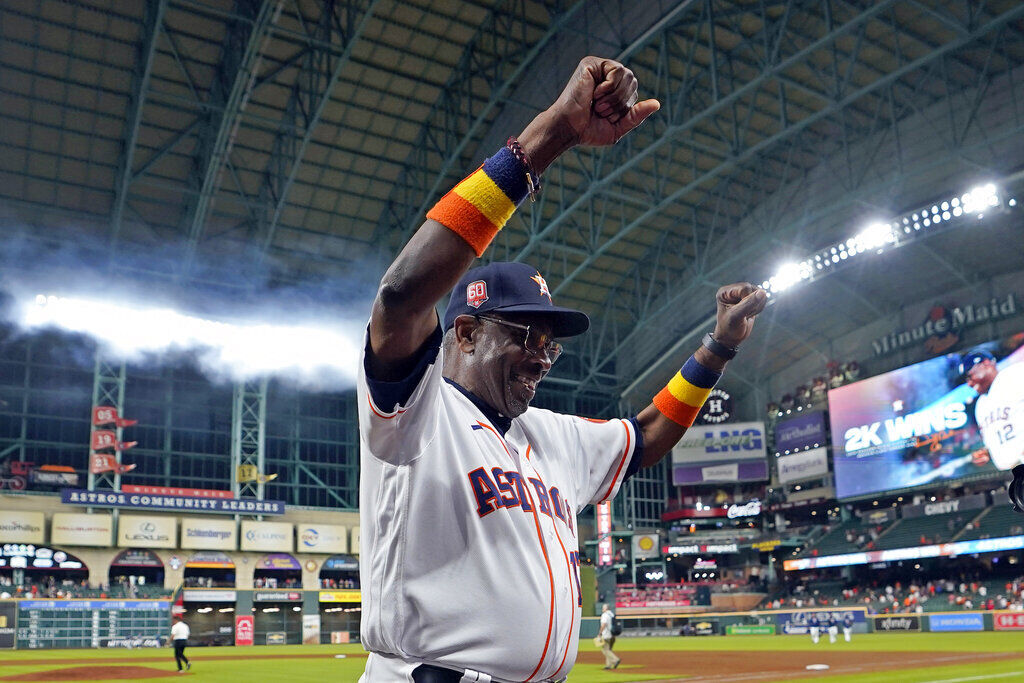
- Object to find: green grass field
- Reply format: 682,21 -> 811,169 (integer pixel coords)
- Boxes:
1,633 -> 1022,682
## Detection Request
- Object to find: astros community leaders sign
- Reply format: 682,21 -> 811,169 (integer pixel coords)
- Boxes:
61,489 -> 285,515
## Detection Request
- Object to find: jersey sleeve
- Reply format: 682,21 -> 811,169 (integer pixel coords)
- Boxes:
556,414 -> 641,509
358,323 -> 444,466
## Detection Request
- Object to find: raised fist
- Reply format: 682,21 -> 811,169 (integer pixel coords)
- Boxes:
713,283 -> 768,349
549,57 -> 660,148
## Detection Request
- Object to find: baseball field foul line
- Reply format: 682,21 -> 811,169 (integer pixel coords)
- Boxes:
919,673 -> 1024,683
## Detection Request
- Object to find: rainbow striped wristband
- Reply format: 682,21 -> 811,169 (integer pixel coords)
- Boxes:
426,146 -> 529,256
652,355 -> 722,427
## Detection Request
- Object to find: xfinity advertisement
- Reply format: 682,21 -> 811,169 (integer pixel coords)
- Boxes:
829,334 -> 1024,499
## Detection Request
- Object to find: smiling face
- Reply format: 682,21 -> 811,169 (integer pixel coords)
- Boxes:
966,359 -> 997,395
445,313 -> 556,418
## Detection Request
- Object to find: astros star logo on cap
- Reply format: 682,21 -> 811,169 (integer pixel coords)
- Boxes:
530,272 -> 551,300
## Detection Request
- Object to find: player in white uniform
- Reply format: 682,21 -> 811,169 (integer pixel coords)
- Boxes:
962,350 -> 1024,471
358,55 -> 766,683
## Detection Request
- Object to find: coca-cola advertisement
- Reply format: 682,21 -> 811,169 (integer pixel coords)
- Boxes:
234,615 -> 254,646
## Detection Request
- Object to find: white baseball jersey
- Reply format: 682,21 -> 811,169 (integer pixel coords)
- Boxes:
975,363 -> 1024,470
358,327 -> 639,682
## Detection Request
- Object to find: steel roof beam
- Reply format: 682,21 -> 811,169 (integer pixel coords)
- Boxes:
257,0 -> 381,261
110,0 -> 169,247
543,2 -> 1024,302
512,0 -> 902,266
180,0 -> 284,270
378,0 -> 587,252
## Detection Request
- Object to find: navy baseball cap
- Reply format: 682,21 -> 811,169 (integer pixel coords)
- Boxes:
443,262 -> 590,338
958,349 -> 996,377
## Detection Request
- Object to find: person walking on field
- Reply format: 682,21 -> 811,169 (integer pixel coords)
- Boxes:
170,615 -> 191,673
827,613 -> 839,643
842,613 -> 854,642
599,603 -> 621,670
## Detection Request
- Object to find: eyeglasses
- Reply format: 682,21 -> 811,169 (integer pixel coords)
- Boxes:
476,315 -> 562,362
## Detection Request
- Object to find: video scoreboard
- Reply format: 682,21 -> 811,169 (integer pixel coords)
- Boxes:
8,600 -> 169,649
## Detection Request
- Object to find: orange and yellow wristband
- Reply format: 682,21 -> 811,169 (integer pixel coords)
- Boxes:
426,146 -> 530,257
653,355 -> 722,427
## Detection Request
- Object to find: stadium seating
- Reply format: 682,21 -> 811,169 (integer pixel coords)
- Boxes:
955,506 -> 1024,542
871,511 -> 961,550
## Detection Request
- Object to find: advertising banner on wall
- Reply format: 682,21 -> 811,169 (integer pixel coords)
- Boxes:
181,518 -> 238,550
774,411 -> 827,452
117,515 -> 176,548
253,591 -> 301,602
872,615 -> 921,632
61,489 -> 284,515
182,590 -> 236,602
929,613 -> 984,632
235,615 -> 254,646
0,511 -> 45,544
672,460 -> 769,485
240,521 -> 293,552
671,421 -> 767,464
829,338 -> 1024,499
302,614 -> 320,645
632,533 -> 660,560
51,513 -> 113,546
785,534 -> 1024,571
297,524 -> 347,554
900,494 -> 986,519
774,609 -> 866,635
184,551 -> 235,569
111,549 -> 163,568
257,553 -> 300,570
0,601 -> 15,648
671,421 -> 767,485
993,612 -> 1024,630
319,590 -> 361,603
777,447 -> 830,484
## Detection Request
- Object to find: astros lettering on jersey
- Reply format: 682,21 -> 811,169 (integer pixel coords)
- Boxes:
358,329 -> 638,682
975,362 -> 1024,470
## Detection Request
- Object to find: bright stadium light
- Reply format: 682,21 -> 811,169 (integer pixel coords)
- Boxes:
855,222 -> 895,251
20,294 -> 363,388
756,181 -> 1011,299
961,183 -> 999,214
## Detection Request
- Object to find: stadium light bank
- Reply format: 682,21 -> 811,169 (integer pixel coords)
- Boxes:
760,183 -> 1012,298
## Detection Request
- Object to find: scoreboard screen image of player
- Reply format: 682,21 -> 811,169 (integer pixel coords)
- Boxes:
829,335 -> 1024,499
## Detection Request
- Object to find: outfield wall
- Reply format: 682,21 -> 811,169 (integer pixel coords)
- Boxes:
579,607 -> 1024,638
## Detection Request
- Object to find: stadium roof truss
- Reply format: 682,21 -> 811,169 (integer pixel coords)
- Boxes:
2,0 -> 1024,408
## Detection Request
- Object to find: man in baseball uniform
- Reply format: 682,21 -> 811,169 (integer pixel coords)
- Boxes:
358,55 -> 767,683
842,613 -> 854,642
827,614 -> 839,643
808,613 -> 820,644
961,350 -> 1024,471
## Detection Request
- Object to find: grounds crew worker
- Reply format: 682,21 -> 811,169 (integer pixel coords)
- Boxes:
599,603 -> 621,670
170,615 -> 191,673
358,54 -> 767,682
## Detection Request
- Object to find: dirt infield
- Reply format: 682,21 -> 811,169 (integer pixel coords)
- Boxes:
577,649 -> 1023,682
0,653 -> 366,667
1,666 -> 180,681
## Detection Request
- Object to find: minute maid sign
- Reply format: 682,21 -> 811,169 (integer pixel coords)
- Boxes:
297,524 -> 347,554
871,294 -> 1018,356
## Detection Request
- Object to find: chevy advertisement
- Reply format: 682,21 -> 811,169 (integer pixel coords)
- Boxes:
829,336 -> 1024,499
